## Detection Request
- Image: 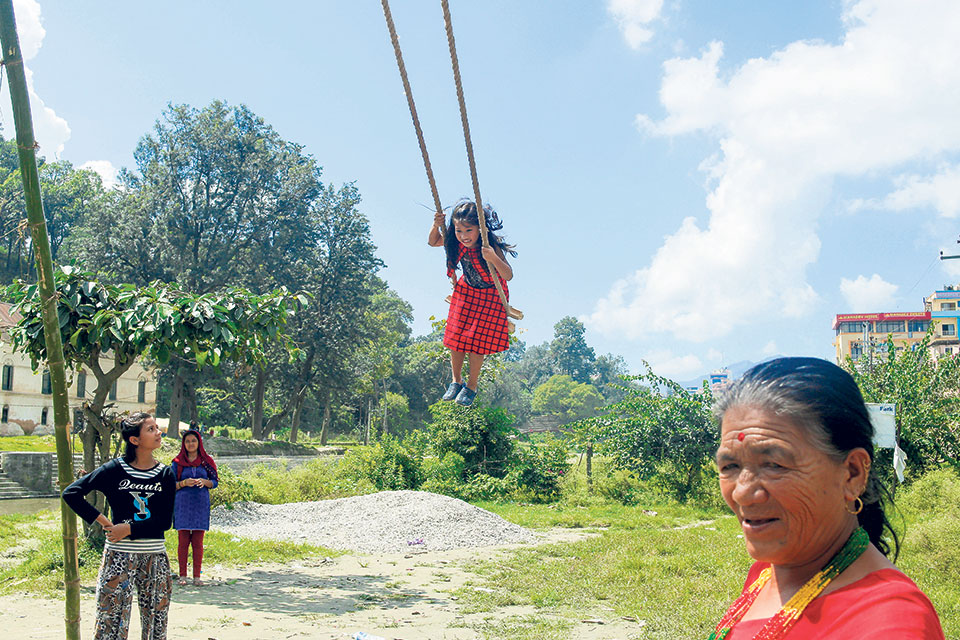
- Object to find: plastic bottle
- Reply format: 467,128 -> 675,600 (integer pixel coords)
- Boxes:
352,633 -> 386,640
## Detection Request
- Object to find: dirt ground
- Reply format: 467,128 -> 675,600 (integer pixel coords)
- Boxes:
0,529 -> 649,640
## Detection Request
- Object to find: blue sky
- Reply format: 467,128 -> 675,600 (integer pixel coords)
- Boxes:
4,0 -> 960,379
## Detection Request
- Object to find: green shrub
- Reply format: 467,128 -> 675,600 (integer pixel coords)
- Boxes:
511,435 -> 570,501
336,434 -> 422,490
462,473 -> 519,501
428,402 -> 516,477
594,468 -> 649,506
212,466 -> 256,507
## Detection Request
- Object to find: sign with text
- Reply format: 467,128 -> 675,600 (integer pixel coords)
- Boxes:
866,403 -> 896,448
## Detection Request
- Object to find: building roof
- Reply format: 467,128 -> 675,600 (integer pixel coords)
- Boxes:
0,301 -> 21,329
832,311 -> 929,330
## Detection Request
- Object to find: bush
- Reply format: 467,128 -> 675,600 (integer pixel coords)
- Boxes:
336,434 -> 422,491
594,468 -> 649,506
461,473 -> 519,501
211,459 -> 373,508
511,435 -> 570,501
428,402 -> 516,477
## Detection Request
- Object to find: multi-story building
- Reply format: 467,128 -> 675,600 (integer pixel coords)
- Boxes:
924,286 -> 960,357
832,284 -> 960,363
832,311 -> 931,363
0,302 -> 156,436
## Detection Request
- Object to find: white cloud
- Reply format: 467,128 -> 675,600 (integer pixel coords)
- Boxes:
79,160 -> 119,189
706,347 -> 722,361
872,164 -> 960,217
607,0 -> 663,49
761,340 -> 778,357
587,0 -> 960,342
840,274 -> 898,311
0,0 -> 70,157
643,349 -> 702,378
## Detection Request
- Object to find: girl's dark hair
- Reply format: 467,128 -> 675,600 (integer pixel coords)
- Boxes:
444,200 -> 517,275
714,357 -> 900,559
120,412 -> 152,463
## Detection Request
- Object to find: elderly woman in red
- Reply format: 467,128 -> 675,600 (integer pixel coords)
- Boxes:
710,357 -> 944,639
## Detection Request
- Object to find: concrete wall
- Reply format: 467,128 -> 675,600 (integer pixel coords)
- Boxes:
1,451 -> 55,493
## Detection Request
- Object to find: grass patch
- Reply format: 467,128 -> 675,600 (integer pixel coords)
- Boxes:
456,614 -> 571,640
462,472 -> 960,639
0,435 -> 82,453
0,511 -> 337,597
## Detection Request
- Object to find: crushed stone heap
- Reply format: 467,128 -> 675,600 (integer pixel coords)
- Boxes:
211,490 -> 536,553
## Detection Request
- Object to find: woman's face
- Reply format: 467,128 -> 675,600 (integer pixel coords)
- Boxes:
134,418 -> 162,451
184,434 -> 199,453
716,405 -> 857,568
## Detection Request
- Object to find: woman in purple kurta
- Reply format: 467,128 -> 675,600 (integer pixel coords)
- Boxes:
171,428 -> 217,586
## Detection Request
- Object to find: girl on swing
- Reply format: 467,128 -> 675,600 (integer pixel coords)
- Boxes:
428,200 -> 516,407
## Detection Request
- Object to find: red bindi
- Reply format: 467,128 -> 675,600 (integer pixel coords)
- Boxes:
737,432 -> 745,442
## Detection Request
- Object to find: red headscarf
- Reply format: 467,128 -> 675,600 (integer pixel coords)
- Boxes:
172,428 -> 218,482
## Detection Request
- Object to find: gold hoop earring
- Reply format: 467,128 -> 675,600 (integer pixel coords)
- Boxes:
845,496 -> 864,515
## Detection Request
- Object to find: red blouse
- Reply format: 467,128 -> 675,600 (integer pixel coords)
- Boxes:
725,562 -> 945,639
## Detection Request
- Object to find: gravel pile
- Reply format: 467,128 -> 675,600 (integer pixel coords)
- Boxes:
211,490 -> 536,553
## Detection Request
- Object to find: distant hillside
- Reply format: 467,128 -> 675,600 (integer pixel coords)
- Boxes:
677,357 -> 784,390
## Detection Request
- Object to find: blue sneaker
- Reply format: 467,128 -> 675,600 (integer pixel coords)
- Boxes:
442,382 -> 464,401
455,386 -> 477,407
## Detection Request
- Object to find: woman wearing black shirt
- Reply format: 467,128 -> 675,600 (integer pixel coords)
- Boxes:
63,413 -> 176,640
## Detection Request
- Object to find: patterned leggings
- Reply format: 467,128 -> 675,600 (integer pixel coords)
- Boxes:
94,549 -> 172,640
177,530 -> 205,578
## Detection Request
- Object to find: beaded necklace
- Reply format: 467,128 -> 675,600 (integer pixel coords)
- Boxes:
708,527 -> 869,640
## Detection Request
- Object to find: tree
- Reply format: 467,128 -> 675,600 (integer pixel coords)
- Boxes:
531,374 -> 604,422
549,316 -> 596,383
66,101 -> 327,431
846,333 -> 960,475
0,137 -> 106,283
572,364 -> 716,500
7,266 -> 302,496
593,352 -> 632,403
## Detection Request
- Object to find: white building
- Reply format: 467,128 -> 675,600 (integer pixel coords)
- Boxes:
0,302 -> 157,436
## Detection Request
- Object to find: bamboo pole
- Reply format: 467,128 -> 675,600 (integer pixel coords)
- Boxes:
0,4 -> 81,639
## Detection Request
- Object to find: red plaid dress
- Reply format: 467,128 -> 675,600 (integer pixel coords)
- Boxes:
443,244 -> 510,355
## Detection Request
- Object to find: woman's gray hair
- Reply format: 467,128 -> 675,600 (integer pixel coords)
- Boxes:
713,357 -> 900,558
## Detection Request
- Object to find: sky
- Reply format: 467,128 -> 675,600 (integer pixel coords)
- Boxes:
3,0 -> 960,380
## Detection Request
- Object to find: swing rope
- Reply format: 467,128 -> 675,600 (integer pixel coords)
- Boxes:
380,0 -> 522,321
440,0 -> 520,321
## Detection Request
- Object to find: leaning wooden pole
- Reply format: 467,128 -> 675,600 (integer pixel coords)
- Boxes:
0,4 -> 81,639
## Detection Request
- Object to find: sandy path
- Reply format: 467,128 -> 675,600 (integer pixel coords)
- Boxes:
0,529 -> 648,640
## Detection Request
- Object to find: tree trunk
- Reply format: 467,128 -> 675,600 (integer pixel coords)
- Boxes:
251,367 -> 266,440
364,397 -> 372,445
184,381 -> 199,423
319,390 -> 332,446
167,365 -> 185,440
586,443 -> 594,493
0,9 -> 80,635
381,379 -> 388,436
290,392 -> 307,444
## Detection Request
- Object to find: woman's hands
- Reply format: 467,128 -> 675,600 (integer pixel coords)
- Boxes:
104,522 -> 131,543
177,477 -> 211,489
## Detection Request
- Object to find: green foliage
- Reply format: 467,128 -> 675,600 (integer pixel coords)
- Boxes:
428,402 -> 517,477
549,316 -> 596,383
6,265 -> 302,373
510,435 -> 571,501
531,374 -> 604,422
376,391 -> 410,434
336,434 -> 422,491
846,332 -> 960,474
211,459 -> 371,508
573,363 -> 717,500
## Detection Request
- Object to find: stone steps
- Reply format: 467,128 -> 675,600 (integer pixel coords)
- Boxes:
0,470 -> 56,500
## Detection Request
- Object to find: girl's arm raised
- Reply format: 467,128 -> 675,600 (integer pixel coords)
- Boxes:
428,212 -> 445,247
482,246 -> 513,281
